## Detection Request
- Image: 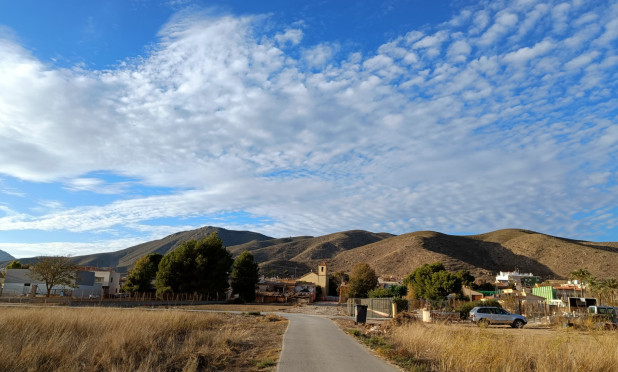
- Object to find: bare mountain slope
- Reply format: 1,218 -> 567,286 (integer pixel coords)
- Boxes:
53,226 -> 273,273
248,230 -> 395,275
327,229 -> 618,279
0,249 -> 14,262
4,227 -> 615,280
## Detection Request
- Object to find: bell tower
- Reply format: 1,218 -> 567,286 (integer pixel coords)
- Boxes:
318,262 -> 328,296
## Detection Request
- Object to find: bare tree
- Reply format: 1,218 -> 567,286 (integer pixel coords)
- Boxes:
29,256 -> 79,297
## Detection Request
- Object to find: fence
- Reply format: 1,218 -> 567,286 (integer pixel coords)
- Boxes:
346,298 -> 394,318
0,291 -> 223,308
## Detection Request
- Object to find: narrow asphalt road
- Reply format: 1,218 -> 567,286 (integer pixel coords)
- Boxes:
276,313 -> 400,372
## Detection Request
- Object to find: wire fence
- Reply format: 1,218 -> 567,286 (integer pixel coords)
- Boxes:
346,298 -> 394,318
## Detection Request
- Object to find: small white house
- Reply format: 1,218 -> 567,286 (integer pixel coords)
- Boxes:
495,271 -> 541,287
1,269 -> 45,296
1,267 -> 119,298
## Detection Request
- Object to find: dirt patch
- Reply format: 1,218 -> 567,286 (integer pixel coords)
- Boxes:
281,302 -> 348,317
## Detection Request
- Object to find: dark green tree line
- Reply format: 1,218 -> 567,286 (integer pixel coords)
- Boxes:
155,233 -> 233,300
123,253 -> 163,293
230,250 -> 259,302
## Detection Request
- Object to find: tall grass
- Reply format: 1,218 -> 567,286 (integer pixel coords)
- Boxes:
389,323 -> 618,372
0,307 -> 286,371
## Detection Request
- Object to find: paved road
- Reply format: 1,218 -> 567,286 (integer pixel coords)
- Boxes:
277,313 -> 400,372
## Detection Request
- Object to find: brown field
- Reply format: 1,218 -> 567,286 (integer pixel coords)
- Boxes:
0,306 -> 287,371
178,303 -> 294,312
339,318 -> 618,372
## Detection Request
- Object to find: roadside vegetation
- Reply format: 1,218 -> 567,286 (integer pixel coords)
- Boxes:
342,315 -> 618,372
0,307 -> 287,371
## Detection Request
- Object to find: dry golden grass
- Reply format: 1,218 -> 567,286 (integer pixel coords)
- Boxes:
0,307 -> 287,371
178,303 -> 292,312
388,322 -> 618,372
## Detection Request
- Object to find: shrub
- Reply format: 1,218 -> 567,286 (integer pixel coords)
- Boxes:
393,298 -> 409,312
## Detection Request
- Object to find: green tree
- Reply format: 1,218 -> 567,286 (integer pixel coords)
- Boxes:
368,284 -> 407,298
155,233 -> 233,299
329,271 -> 349,297
346,263 -> 378,298
123,253 -> 163,293
569,268 -> 593,297
456,270 -> 475,287
29,256 -> 79,297
230,251 -> 259,302
604,278 -> 618,305
592,278 -> 618,306
6,260 -> 22,269
404,262 -> 462,301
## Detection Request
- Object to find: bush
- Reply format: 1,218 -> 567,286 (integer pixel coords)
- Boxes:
393,298 -> 409,312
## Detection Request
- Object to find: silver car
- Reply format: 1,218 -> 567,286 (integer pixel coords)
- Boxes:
469,306 -> 527,328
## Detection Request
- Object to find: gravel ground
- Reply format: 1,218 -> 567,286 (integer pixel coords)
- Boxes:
282,301 -> 348,317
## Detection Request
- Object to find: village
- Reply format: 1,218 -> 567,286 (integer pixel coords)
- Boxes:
1,262 -> 615,329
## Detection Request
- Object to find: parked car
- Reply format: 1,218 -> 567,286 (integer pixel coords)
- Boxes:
588,305 -> 617,330
469,306 -> 527,328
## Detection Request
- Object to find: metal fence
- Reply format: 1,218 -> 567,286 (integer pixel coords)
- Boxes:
346,298 -> 393,318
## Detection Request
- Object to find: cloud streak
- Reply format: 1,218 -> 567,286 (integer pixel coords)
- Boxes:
1,0 -> 617,257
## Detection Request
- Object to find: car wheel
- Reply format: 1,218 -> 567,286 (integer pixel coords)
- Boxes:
512,319 -> 525,328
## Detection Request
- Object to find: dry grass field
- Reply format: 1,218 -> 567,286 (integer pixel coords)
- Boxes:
0,306 -> 287,371
340,318 -> 618,372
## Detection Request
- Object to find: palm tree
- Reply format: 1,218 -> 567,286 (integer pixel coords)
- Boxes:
568,269 -> 593,297
600,278 -> 618,306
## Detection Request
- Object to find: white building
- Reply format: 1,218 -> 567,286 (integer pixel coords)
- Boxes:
1,268 -> 119,298
495,271 -> 541,287
79,267 -> 121,297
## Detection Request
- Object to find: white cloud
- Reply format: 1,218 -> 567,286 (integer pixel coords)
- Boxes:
447,40 -> 472,62
514,3 -> 549,39
275,28 -> 303,46
302,43 -> 335,67
412,31 -> 447,49
2,1 -> 618,256
64,178 -> 132,194
503,39 -> 554,64
551,2 -> 572,33
477,12 -> 518,45
564,51 -> 600,70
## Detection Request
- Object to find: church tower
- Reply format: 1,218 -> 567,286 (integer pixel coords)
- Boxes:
318,262 -> 328,296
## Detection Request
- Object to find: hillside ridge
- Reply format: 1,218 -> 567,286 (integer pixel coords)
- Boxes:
0,249 -> 14,262
2,227 -> 616,280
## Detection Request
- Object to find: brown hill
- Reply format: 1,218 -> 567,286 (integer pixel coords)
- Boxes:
230,230 -> 395,276
3,227 -> 616,281
327,229 -> 618,280
2,226 -> 273,272
0,249 -> 14,262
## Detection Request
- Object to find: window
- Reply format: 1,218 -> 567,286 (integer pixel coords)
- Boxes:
95,277 -> 104,283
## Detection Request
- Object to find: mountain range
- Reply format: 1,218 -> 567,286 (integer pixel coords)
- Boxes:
2,227 -> 617,280
0,249 -> 14,262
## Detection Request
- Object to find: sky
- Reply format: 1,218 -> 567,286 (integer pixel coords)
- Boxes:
0,0 -> 617,259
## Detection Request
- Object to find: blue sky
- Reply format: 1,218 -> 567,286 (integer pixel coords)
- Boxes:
1,0 -> 617,258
